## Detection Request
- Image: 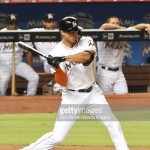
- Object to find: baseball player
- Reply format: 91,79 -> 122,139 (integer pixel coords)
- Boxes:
29,13 -> 58,73
29,13 -> 62,93
96,16 -> 150,94
20,16 -> 129,150
0,14 -> 39,96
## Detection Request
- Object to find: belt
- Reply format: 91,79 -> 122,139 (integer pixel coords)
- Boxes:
67,86 -> 93,93
101,66 -> 119,71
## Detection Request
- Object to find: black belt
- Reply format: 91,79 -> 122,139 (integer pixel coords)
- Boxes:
67,86 -> 92,93
101,66 -> 119,71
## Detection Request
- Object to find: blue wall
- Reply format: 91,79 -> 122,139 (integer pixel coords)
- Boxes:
0,2 -> 150,65
0,2 -> 150,28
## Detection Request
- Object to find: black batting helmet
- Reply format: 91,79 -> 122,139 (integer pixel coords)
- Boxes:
59,16 -> 83,32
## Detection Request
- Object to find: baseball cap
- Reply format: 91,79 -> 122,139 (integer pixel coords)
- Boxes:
59,16 -> 83,32
43,13 -> 56,22
6,14 -> 19,24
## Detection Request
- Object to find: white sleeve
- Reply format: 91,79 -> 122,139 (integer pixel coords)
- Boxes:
127,27 -> 139,30
84,36 -> 96,52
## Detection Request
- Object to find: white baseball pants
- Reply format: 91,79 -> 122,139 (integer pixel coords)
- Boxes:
20,84 -> 129,150
0,62 -> 39,96
96,67 -> 128,94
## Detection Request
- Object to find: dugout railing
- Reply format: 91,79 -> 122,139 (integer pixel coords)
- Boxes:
1,29 -> 150,95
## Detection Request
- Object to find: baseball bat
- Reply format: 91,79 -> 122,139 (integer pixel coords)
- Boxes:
18,41 -> 49,59
18,41 -> 56,71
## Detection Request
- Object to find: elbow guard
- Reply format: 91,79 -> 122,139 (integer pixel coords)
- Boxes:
83,50 -> 95,66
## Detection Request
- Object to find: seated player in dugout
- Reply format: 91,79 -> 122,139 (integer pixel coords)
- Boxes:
29,13 -> 62,94
30,13 -> 58,73
96,15 -> 150,94
0,14 -> 39,96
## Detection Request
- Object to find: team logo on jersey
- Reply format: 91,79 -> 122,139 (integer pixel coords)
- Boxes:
105,42 -> 125,50
65,61 -> 76,71
88,40 -> 94,46
3,42 -> 17,51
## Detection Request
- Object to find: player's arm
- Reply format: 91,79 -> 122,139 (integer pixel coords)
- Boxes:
47,50 -> 95,67
100,23 -> 126,30
131,23 -> 150,34
24,51 -> 33,66
46,50 -> 95,86
65,50 -> 95,65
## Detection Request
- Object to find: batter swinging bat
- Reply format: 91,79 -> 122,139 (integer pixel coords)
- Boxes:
18,41 -> 49,59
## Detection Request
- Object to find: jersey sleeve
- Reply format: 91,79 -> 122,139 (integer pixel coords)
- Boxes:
127,27 -> 139,30
82,36 -> 96,52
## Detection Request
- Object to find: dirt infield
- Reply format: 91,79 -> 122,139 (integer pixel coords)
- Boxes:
0,93 -> 150,150
0,93 -> 150,114
1,146 -> 150,150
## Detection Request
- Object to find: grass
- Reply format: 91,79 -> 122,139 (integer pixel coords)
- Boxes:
0,111 -> 150,147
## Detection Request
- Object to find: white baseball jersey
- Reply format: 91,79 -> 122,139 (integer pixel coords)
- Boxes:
51,36 -> 96,90
97,41 -> 126,68
0,28 -> 24,65
0,28 -> 39,96
97,27 -> 136,68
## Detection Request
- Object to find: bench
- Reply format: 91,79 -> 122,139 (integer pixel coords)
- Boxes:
8,67 -> 54,95
122,65 -> 150,92
8,65 -> 150,94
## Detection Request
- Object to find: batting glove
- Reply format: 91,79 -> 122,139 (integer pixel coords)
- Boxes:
47,55 -> 66,69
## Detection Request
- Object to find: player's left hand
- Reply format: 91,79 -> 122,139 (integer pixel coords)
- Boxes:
47,55 -> 66,69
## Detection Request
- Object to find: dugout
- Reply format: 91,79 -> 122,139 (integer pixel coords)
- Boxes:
1,1 -> 150,95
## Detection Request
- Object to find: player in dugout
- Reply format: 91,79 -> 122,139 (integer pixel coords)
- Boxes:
29,13 -> 62,94
0,14 -> 39,96
96,15 -> 150,94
